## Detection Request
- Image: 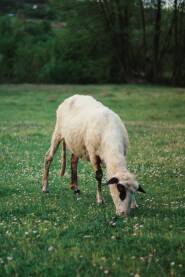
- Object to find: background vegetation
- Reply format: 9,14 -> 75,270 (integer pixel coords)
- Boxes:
0,84 -> 185,276
0,0 -> 185,86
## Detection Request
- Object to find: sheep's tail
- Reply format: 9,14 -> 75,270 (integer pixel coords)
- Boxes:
60,139 -> 66,176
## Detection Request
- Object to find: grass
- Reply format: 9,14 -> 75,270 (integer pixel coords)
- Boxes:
0,84 -> 185,277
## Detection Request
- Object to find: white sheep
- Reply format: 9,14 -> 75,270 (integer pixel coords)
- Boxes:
42,95 -> 145,215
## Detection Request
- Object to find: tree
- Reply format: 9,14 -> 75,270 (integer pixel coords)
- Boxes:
153,0 -> 162,82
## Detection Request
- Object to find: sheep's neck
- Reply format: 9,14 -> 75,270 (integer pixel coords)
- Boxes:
104,150 -> 127,178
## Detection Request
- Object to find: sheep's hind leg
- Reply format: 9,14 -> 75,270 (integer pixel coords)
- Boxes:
42,129 -> 61,193
71,154 -> 80,198
95,156 -> 104,204
60,140 -> 66,177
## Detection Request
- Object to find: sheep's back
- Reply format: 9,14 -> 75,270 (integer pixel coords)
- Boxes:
57,95 -> 128,159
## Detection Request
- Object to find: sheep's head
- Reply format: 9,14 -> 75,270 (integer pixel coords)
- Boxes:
107,172 -> 145,216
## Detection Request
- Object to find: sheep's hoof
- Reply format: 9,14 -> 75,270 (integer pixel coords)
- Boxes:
42,188 -> 49,193
74,190 -> 81,200
96,199 -> 104,205
74,189 -> 80,193
60,170 -> 65,177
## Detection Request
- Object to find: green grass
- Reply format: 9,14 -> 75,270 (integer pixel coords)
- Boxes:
0,84 -> 185,276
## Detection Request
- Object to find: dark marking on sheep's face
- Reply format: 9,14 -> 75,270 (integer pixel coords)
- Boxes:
107,177 -> 126,201
117,183 -> 126,201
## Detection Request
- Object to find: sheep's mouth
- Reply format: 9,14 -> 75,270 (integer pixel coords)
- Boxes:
116,210 -> 129,216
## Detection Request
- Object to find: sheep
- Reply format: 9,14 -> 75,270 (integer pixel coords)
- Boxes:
42,95 -> 145,215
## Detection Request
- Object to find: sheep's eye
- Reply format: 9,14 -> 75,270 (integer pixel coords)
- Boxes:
117,183 -> 126,201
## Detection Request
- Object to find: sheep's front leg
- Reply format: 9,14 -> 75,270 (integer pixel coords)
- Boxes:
94,156 -> 103,204
96,170 -> 103,204
71,154 -> 80,196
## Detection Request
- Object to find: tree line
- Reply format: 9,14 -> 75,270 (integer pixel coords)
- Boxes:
0,0 -> 185,86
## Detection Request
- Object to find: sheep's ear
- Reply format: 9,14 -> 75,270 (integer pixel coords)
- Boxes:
107,177 -> 119,185
137,185 -> 146,193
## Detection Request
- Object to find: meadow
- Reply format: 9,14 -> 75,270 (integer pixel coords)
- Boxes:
0,84 -> 185,276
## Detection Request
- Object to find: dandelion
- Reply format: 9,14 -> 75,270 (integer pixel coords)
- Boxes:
83,235 -> 91,239
104,269 -> 109,274
109,221 -> 116,227
170,261 -> 175,266
7,256 -> 13,261
48,246 -> 54,252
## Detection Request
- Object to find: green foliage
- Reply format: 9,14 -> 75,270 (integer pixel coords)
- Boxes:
0,14 -> 113,84
0,1 -> 185,85
0,84 -> 185,276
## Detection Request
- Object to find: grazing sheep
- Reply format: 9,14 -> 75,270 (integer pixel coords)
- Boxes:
42,95 -> 145,215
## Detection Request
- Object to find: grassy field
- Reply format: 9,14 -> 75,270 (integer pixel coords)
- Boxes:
0,84 -> 185,277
